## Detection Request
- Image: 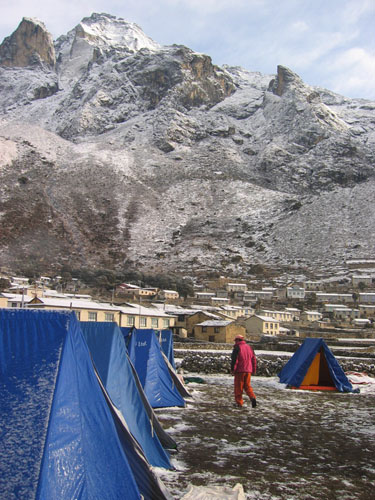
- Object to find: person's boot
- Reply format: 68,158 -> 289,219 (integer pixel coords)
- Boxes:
251,398 -> 257,408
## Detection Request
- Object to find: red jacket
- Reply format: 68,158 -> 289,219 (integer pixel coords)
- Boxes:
231,340 -> 257,374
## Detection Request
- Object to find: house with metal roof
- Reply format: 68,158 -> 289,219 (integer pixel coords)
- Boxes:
194,319 -> 246,343
241,314 -> 280,337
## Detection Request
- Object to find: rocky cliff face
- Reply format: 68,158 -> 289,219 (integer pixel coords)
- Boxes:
0,13 -> 374,278
0,17 -> 55,68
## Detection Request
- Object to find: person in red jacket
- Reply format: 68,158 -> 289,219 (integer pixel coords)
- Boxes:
231,334 -> 257,408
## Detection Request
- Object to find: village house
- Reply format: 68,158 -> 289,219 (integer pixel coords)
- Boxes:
241,314 -> 280,337
243,290 -> 273,303
211,296 -> 230,306
359,304 -> 375,318
117,284 -> 158,299
323,304 -> 360,320
0,294 -> 8,308
323,303 -> 348,313
152,304 -> 224,338
315,292 -> 354,304
118,303 -> 175,329
150,304 -> 196,337
26,296 -> 175,329
28,296 -> 121,323
300,310 -> 323,323
187,310 -> 224,337
304,281 -> 322,291
352,275 -> 373,287
10,276 -> 29,287
158,289 -> 179,301
195,291 -> 216,301
219,304 -> 252,319
1,292 -> 33,308
7,282 -> 46,298
258,309 -> 294,322
328,306 -> 359,322
286,285 -> 305,300
194,319 -> 246,343
226,283 -> 247,293
353,318 -> 372,327
285,307 -> 301,320
359,292 -> 375,304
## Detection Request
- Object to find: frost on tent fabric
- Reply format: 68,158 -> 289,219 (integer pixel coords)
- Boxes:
0,309 -> 141,500
80,321 -> 173,469
128,328 -> 186,408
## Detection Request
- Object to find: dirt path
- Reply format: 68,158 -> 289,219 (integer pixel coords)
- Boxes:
156,375 -> 375,499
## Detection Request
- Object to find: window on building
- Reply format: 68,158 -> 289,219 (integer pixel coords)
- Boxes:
74,310 -> 81,320
163,319 -> 170,328
214,327 -> 220,333
209,335 -> 215,342
105,313 -> 115,322
202,326 -> 207,332
151,318 -> 159,328
178,315 -> 185,322
265,323 -> 268,328
127,316 -> 135,326
140,316 -> 147,327
88,311 -> 97,322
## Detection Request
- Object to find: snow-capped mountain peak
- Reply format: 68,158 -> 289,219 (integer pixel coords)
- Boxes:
74,13 -> 161,52
0,13 -> 374,277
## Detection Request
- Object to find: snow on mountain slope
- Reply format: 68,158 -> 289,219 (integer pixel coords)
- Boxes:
0,13 -> 374,277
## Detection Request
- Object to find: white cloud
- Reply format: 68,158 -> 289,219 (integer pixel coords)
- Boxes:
327,48 -> 375,99
341,0 -> 375,25
290,21 -> 309,34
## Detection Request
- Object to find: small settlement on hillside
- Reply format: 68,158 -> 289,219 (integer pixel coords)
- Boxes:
1,261 -> 375,343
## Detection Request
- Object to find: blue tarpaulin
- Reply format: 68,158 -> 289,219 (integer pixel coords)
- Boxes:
278,337 -> 354,392
0,309 -> 141,500
157,329 -> 176,369
128,329 -> 186,408
120,327 -> 178,450
80,321 -> 172,469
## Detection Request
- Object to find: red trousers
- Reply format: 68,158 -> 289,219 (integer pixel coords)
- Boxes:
234,372 -> 255,406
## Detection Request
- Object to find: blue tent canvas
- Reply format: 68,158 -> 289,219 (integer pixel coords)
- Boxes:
0,309 -> 140,500
278,338 -> 354,392
128,329 -> 186,408
120,327 -> 178,450
121,326 -> 133,347
157,329 -> 176,369
127,354 -> 178,450
80,321 -> 172,469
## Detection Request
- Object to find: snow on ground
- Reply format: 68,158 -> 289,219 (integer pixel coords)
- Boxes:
156,375 -> 375,499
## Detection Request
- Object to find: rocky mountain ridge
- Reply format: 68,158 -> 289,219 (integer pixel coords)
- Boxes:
0,13 -> 374,277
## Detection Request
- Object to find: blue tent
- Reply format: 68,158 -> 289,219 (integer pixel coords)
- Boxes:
80,321 -> 172,469
156,329 -> 176,369
120,327 -> 178,450
0,309 -> 141,500
128,329 -> 186,408
127,355 -> 178,450
278,338 -> 354,392
121,326 -> 133,347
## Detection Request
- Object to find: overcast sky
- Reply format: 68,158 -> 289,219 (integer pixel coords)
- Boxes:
1,0 -> 374,100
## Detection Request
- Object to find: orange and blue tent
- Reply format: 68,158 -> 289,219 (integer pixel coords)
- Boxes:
278,338 -> 354,392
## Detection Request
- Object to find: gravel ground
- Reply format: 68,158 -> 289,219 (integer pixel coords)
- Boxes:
155,375 -> 375,500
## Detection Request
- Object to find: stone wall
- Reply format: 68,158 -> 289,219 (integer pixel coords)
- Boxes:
178,351 -> 375,377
